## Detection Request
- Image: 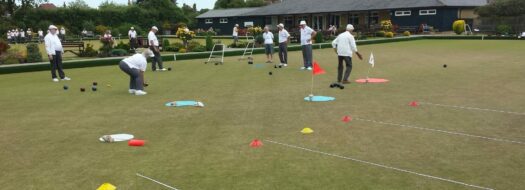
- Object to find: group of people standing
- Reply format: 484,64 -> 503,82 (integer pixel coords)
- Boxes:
238,20 -> 363,84
6,27 -> 67,44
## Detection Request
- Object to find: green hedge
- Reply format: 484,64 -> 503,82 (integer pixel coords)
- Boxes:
1,36 -> 519,74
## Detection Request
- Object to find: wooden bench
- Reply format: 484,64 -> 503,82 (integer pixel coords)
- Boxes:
62,42 -> 85,56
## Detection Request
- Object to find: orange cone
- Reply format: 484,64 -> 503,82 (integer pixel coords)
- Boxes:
250,139 -> 263,148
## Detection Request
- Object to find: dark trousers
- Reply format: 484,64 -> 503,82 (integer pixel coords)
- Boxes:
130,38 -> 137,49
149,46 -> 163,71
337,56 -> 353,82
119,61 -> 144,90
278,42 -> 288,64
50,51 -> 65,79
302,45 -> 313,67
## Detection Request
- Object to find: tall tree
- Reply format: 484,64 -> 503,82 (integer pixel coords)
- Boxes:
476,0 -> 525,17
68,0 -> 90,9
214,0 -> 246,9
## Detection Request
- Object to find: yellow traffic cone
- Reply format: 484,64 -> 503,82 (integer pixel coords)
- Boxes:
301,128 -> 314,134
96,183 -> 116,190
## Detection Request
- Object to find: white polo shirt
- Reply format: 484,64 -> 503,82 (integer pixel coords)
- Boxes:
300,26 -> 314,45
128,30 -> 137,38
278,29 -> 290,43
263,32 -> 274,44
38,30 -> 44,37
331,31 -> 358,57
44,33 -> 63,55
148,31 -> 159,46
123,53 -> 148,72
232,27 -> 238,37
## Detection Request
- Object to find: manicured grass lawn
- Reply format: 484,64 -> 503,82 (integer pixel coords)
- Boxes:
1,40 -> 524,190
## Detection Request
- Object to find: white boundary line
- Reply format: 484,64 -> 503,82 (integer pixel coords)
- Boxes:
419,102 -> 525,116
136,173 -> 179,190
354,118 -> 525,145
265,140 -> 494,190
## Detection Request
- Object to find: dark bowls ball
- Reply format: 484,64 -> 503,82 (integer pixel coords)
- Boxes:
93,82 -> 98,86
80,88 -> 85,92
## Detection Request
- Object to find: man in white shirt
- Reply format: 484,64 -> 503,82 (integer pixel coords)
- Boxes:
331,24 -> 362,84
38,29 -> 44,43
14,29 -> 19,43
148,26 -> 166,71
26,28 -> 32,42
128,27 -> 138,50
277,23 -> 290,67
119,50 -> 154,96
59,27 -> 66,41
232,24 -> 239,45
45,25 -> 71,82
300,20 -> 317,70
7,31 -> 11,43
262,27 -> 274,63
20,30 -> 25,43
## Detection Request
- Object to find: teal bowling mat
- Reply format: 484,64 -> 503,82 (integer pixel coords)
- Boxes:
165,101 -> 204,107
304,96 -> 335,102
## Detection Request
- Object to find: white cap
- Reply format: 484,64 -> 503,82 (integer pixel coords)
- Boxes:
48,25 -> 58,30
131,27 -> 134,30
235,24 -> 239,27
277,23 -> 284,28
346,24 -> 354,30
300,20 -> 307,25
151,26 -> 158,31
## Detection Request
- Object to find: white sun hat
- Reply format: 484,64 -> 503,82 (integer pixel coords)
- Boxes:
346,24 -> 354,30
300,20 -> 307,25
151,26 -> 158,30
48,25 -> 58,30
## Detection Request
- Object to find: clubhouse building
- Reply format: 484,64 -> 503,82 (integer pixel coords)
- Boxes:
196,0 -> 487,35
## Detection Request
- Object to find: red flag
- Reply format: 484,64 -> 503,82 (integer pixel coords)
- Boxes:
409,101 -> 419,107
312,61 -> 326,75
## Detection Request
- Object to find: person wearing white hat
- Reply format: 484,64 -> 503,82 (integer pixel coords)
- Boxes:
45,25 -> 71,82
331,24 -> 362,84
299,20 -> 316,70
148,26 -> 166,71
119,49 -> 154,96
232,24 -> 239,45
277,23 -> 290,67
59,27 -> 66,41
128,26 -> 138,50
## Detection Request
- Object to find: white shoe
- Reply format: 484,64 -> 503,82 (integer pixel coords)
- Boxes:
196,102 -> 205,107
61,77 -> 71,81
160,68 -> 167,71
283,64 -> 288,67
128,89 -> 136,94
306,67 -> 312,71
300,67 -> 306,70
134,90 -> 147,96
52,78 -> 59,82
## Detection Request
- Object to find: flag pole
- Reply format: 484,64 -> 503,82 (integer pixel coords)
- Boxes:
310,73 -> 314,96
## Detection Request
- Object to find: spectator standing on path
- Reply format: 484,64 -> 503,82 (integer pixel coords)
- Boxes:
128,27 -> 138,51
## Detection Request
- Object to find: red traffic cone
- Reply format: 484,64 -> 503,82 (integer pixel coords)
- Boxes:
250,139 -> 263,148
342,115 -> 352,123
409,101 -> 419,107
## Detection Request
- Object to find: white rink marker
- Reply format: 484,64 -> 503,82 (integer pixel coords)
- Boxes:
354,118 -> 525,145
419,102 -> 525,116
136,173 -> 179,190
265,140 -> 494,190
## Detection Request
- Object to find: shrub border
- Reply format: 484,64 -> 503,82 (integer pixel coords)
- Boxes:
1,36 -> 521,74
